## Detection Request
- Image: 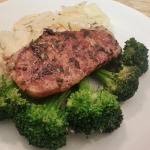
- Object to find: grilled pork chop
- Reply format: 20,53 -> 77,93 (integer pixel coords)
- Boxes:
9,26 -> 121,98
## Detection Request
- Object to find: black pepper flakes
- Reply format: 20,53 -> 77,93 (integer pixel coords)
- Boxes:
52,40 -> 60,49
69,57 -> 80,69
52,40 -> 65,52
31,40 -> 49,61
52,57 -> 57,62
20,80 -> 26,85
22,67 -> 27,71
82,29 -> 91,38
72,44 -> 78,50
32,67 -> 39,74
88,51 -> 95,60
94,44 -> 100,49
64,32 -> 77,40
96,46 -> 112,56
41,67 -> 52,76
57,66 -> 64,73
56,78 -> 64,87
43,28 -> 55,35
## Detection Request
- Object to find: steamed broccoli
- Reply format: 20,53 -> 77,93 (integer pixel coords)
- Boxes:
123,38 -> 149,75
95,66 -> 139,101
103,54 -> 122,72
66,78 -> 123,135
15,91 -> 71,150
0,75 -> 27,120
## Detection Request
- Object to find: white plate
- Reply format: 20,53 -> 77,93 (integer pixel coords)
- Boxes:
0,0 -> 150,150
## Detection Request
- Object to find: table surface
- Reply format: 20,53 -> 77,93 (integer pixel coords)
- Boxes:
0,0 -> 150,17
116,0 -> 150,17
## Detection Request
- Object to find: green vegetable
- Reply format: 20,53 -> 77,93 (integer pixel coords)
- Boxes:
15,91 -> 71,150
0,37 -> 148,149
103,54 -> 122,72
123,38 -> 149,75
66,78 -> 123,135
95,66 -> 139,101
0,75 -> 27,120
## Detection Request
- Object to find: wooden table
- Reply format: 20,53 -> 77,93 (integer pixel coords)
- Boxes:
116,0 -> 150,17
0,0 -> 150,17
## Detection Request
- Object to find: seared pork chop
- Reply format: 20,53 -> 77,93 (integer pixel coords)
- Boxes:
9,26 -> 121,97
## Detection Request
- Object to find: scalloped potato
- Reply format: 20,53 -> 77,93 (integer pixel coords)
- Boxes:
0,3 -> 111,74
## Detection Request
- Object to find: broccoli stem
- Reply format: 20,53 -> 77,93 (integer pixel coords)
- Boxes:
80,78 -> 100,101
94,66 -> 139,101
79,77 -> 92,90
95,70 -> 114,87
55,90 -> 72,108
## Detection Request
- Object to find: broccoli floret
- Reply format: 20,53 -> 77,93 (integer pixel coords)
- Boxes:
123,38 -> 149,75
95,66 -> 139,101
15,91 -> 70,150
66,78 -> 123,135
103,54 -> 123,72
0,75 -> 27,120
